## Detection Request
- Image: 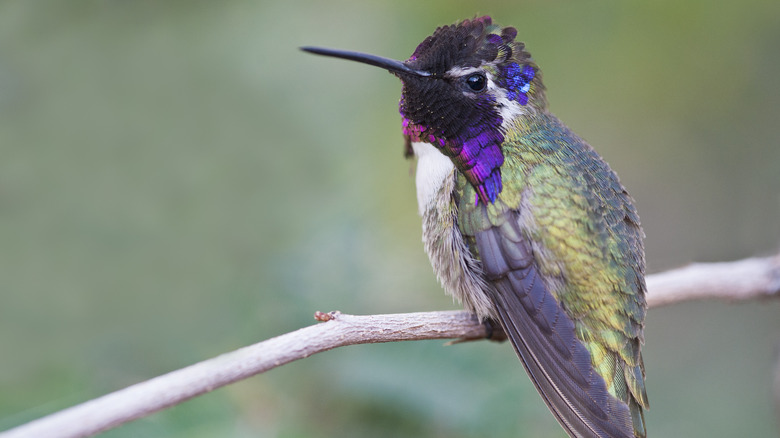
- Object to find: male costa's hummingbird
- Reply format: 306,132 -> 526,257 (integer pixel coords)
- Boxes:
303,16 -> 648,438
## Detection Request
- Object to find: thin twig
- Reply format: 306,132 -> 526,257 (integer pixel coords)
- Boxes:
2,254 -> 779,438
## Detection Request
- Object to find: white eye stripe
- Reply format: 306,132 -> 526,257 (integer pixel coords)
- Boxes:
444,65 -> 482,77
486,75 -> 497,89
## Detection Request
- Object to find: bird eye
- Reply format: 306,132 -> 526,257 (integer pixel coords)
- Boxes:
465,73 -> 487,92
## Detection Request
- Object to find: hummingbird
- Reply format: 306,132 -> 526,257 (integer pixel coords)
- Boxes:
303,16 -> 648,438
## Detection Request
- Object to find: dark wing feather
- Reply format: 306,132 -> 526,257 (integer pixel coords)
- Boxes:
475,216 -> 636,438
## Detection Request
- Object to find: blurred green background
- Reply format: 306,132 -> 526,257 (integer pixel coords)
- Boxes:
1,1 -> 780,437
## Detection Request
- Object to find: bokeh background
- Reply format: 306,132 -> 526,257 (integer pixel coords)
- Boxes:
2,1 -> 780,437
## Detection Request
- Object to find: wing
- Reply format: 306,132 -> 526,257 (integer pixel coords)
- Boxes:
474,209 -> 637,438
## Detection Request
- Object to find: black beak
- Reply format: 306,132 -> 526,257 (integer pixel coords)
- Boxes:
300,46 -> 431,77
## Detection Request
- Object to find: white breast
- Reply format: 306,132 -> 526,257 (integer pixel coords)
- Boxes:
411,141 -> 494,319
411,141 -> 455,215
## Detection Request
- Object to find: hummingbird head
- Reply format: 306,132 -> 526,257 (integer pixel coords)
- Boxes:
302,16 -> 545,204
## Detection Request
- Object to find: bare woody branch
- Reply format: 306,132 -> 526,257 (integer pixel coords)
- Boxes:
646,254 -> 780,307
2,254 -> 779,438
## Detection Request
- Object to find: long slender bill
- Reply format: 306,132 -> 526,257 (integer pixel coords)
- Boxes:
300,46 -> 430,77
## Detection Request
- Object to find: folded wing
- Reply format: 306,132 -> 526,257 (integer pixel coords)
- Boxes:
474,212 -> 638,438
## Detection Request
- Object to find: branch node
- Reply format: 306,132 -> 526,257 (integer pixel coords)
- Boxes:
313,310 -> 341,322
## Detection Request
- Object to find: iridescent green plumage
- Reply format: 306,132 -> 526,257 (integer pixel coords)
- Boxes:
457,110 -> 648,437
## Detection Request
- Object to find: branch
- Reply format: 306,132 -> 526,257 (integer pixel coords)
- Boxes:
2,254 -> 779,438
646,254 -> 780,307
0,311 -> 488,438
